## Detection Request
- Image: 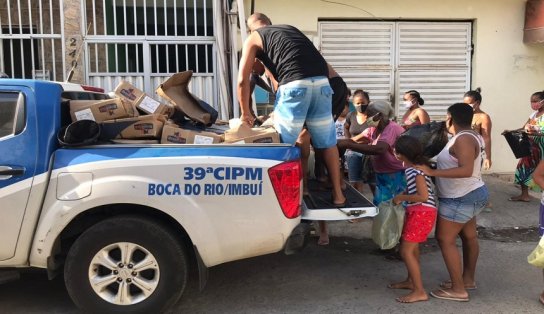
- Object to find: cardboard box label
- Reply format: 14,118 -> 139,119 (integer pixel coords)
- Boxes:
194,134 -> 215,144
139,96 -> 161,114
74,108 -> 95,121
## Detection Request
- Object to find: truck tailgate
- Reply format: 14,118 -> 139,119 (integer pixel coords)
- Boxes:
302,180 -> 378,221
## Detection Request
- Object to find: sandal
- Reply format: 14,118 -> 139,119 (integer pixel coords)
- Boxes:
439,280 -> 477,290
430,289 -> 469,302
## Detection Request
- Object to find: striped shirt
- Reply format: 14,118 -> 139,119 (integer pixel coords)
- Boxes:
405,167 -> 436,208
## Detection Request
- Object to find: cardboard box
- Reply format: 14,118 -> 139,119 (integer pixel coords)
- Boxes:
100,114 -> 166,140
161,125 -> 222,144
114,80 -> 146,108
156,71 -> 217,125
70,98 -> 129,122
224,124 -> 280,144
137,95 -> 174,116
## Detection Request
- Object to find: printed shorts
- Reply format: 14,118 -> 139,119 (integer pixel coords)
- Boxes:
438,185 -> 489,224
274,76 -> 336,149
402,204 -> 438,243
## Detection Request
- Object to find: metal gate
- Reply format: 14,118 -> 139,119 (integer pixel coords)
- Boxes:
0,0 -> 66,81
83,0 -> 216,106
319,21 -> 472,119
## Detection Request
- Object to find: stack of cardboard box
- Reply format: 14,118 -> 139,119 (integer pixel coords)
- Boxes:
67,71 -> 280,145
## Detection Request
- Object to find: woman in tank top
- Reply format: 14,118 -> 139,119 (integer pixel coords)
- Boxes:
416,103 -> 489,302
401,90 -> 430,129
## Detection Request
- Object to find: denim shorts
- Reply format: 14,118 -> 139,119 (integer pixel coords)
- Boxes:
345,150 -> 364,183
438,185 -> 489,223
274,76 -> 336,149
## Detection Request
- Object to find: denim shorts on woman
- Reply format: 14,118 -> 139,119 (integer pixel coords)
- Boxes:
273,76 -> 336,149
438,185 -> 489,223
345,150 -> 364,183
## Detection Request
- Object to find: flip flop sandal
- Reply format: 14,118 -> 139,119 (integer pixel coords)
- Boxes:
439,280 -> 477,290
430,289 -> 469,302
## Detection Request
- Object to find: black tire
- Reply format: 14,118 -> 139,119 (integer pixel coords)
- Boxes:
64,215 -> 188,314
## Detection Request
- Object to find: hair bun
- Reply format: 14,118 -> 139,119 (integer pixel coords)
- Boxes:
475,87 -> 482,93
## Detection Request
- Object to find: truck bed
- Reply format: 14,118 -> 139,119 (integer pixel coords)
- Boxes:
302,180 -> 378,221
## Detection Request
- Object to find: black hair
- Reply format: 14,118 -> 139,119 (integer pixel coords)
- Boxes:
249,13 -> 272,26
405,90 -> 424,106
532,90 -> 544,101
352,89 -> 369,102
464,87 -> 482,103
394,136 -> 429,166
447,102 -> 474,128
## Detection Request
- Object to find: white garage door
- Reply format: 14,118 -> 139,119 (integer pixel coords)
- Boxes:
319,21 -> 472,119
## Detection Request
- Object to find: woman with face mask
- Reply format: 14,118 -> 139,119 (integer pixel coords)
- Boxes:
504,90 -> 544,202
343,90 -> 376,195
401,90 -> 430,129
464,88 -> 492,171
338,100 -> 406,205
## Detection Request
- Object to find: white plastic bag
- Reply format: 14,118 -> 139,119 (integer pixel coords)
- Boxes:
371,200 -> 405,250
528,236 -> 544,268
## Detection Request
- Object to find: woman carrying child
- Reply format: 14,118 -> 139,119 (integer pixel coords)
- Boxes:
388,135 -> 437,303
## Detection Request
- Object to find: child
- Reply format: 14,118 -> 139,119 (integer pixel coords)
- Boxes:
530,160 -> 544,306
388,135 -> 437,303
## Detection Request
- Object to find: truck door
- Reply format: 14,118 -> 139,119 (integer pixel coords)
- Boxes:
0,91 -> 35,260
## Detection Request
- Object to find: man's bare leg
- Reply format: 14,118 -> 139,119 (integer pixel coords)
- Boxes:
296,129 -> 311,195
318,146 -> 346,205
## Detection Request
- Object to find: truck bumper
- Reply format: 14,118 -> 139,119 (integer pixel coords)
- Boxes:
283,222 -> 311,255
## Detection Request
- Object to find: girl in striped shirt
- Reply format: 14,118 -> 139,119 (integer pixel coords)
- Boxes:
388,135 -> 437,303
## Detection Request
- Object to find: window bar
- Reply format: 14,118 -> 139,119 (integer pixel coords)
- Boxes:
175,44 -> 179,72
166,44 -> 170,73
9,39 -> 14,78
114,43 -> 118,72
163,0 -> 167,36
193,0 -> 197,36
94,43 -> 99,72
92,0 -> 97,35
7,0 -> 13,35
17,0 -> 22,34
28,0 -> 36,76
40,38 -> 45,80
0,14 -> 3,74
183,0 -> 187,36
184,44 -> 188,71
136,43 -> 140,72
203,0 -> 207,36
195,44 -> 198,72
125,43 -> 129,73
104,44 -> 110,73
59,0 -> 66,81
205,43 -> 209,73
154,0 -> 157,36
103,0 -> 107,36
144,0 -> 148,36
123,0 -> 127,36
113,0 -> 117,36
174,0 -> 177,36
155,44 -> 159,73
39,0 -> 43,35
49,0 -> 54,35
133,0 -> 137,36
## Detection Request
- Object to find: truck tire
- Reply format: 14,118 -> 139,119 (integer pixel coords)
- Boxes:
64,215 -> 188,314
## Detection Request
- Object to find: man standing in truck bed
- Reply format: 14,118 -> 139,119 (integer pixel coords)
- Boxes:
237,13 -> 346,207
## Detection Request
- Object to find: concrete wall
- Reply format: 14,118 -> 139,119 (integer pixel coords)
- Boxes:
244,0 -> 544,174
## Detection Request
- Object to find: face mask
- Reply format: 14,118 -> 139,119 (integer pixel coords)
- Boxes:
355,104 -> 368,113
404,100 -> 414,109
445,118 -> 453,134
366,114 -> 381,127
468,103 -> 475,108
531,100 -> 544,111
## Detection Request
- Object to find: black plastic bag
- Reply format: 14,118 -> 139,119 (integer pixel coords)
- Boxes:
58,120 -> 101,147
503,130 -> 531,159
400,121 -> 448,158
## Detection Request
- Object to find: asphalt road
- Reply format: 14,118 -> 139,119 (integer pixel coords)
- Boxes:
1,236 -> 542,314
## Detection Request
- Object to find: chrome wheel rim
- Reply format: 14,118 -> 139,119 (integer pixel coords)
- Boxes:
88,242 -> 160,305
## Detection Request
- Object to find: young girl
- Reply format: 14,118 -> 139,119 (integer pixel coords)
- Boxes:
388,135 -> 438,303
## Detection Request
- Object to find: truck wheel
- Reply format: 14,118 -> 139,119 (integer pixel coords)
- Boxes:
64,216 -> 188,314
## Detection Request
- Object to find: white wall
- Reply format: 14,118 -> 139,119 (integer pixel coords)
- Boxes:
245,0 -> 544,173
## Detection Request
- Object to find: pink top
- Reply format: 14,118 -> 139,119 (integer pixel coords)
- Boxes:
368,121 -> 406,173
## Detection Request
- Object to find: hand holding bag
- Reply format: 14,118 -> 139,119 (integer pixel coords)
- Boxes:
371,200 -> 405,250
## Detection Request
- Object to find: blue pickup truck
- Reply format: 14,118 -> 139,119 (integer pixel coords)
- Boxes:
0,79 -> 376,313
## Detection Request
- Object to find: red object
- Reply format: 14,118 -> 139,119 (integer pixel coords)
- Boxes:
268,160 -> 302,219
81,85 -> 105,93
401,205 -> 437,243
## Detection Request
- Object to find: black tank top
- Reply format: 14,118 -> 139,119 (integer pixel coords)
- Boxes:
255,25 -> 328,85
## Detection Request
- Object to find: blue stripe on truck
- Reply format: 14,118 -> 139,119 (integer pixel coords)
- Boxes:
53,146 -> 301,169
